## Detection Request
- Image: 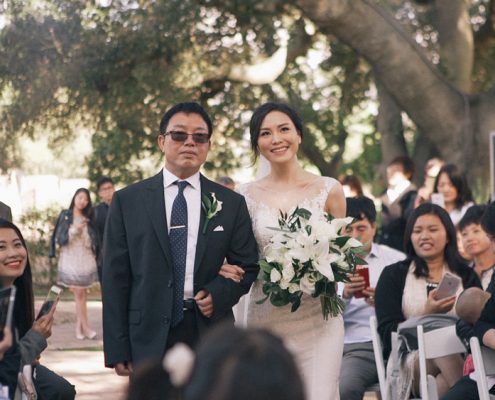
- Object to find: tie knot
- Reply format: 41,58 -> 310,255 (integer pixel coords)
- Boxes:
175,180 -> 188,193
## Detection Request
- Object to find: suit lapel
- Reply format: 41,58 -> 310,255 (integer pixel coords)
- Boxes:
144,171 -> 174,267
194,175 -> 211,272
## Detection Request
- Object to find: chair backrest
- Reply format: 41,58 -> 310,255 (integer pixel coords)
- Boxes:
370,316 -> 387,397
470,336 -> 495,400
417,324 -> 465,400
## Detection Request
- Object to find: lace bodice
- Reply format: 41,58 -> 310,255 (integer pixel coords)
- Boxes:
239,176 -> 339,256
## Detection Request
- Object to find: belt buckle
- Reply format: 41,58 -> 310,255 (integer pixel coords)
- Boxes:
183,299 -> 195,311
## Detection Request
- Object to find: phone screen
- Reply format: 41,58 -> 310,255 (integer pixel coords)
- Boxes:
36,285 -> 63,320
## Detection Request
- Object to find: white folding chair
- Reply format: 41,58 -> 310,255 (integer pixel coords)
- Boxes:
370,316 -> 387,398
417,324 -> 466,400
470,336 -> 495,400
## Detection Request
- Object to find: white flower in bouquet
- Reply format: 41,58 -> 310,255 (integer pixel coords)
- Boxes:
257,207 -> 367,319
300,273 -> 317,295
270,268 -> 282,283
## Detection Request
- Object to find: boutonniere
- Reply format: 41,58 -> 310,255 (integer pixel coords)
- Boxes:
201,192 -> 223,234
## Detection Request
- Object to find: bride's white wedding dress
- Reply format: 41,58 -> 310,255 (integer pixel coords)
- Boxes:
239,176 -> 344,400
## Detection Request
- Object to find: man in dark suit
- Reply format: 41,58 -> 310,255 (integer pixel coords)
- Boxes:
102,102 -> 259,376
0,201 -> 12,222
93,176 -> 115,283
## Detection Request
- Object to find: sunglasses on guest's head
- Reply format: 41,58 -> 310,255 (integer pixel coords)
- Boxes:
163,130 -> 210,144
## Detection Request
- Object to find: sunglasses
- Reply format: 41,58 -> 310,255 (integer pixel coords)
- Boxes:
163,131 -> 210,144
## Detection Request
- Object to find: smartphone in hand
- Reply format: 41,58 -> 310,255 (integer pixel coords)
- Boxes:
435,272 -> 461,300
36,285 -> 63,320
0,286 -> 16,331
354,266 -> 370,299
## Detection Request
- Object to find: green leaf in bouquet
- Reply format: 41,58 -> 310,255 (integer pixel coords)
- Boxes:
259,259 -> 276,274
354,256 -> 368,266
262,283 -> 275,296
294,207 -> 312,220
290,293 -> 302,312
270,291 -> 290,307
320,294 -> 346,319
305,225 -> 312,236
334,236 -> 351,248
256,294 -> 270,304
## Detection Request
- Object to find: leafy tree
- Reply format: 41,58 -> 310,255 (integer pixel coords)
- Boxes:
1,0 -> 494,195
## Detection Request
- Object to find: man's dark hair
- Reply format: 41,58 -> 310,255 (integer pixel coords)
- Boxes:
96,176 -> 114,191
346,196 -> 377,223
481,201 -> 495,237
388,156 -> 415,180
216,176 -> 235,186
458,205 -> 487,232
159,102 -> 212,136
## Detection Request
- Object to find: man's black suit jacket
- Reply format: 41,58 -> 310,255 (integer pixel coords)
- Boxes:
102,172 -> 259,367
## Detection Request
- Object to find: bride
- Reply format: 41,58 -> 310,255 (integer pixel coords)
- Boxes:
221,102 -> 346,400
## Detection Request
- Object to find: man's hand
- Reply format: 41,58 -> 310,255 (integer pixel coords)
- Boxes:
115,361 -> 133,376
219,263 -> 245,283
195,289 -> 214,318
342,273 -> 366,299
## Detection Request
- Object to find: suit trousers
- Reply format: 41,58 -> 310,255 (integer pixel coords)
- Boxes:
339,341 -> 378,400
165,310 -> 199,351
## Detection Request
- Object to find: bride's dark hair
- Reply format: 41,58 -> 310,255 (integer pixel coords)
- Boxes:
249,102 -> 304,160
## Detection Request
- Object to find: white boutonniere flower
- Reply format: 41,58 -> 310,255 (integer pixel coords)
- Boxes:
201,192 -> 223,234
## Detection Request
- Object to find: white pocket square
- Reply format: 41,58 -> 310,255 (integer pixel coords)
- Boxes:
213,225 -> 224,232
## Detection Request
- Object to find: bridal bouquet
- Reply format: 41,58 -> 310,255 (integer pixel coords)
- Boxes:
257,207 -> 366,319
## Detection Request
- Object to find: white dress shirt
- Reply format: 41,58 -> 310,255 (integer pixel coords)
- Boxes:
340,243 -> 405,344
163,168 -> 201,299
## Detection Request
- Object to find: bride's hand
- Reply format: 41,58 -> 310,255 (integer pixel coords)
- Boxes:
219,263 -> 245,283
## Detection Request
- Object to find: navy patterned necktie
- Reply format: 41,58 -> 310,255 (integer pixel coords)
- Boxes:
170,180 -> 188,327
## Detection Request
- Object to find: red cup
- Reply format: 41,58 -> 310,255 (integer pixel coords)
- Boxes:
354,266 -> 370,299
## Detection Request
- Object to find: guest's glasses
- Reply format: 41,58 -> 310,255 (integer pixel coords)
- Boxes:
163,131 -> 210,144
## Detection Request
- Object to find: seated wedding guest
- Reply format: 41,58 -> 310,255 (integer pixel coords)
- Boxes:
459,205 -> 495,289
475,202 -> 495,350
339,175 -> 364,198
126,343 -> 193,400
185,325 -> 305,400
414,157 -> 444,207
215,176 -> 236,191
379,156 -> 417,251
433,163 -> 474,226
441,287 -> 494,400
0,202 -> 12,222
375,203 -> 480,398
339,197 -> 405,400
1,218 -> 76,399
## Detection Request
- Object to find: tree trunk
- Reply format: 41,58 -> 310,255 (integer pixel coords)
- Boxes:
375,78 -> 407,172
433,0 -> 474,92
295,0 -> 493,182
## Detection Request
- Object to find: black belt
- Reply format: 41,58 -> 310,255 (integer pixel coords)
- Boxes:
183,299 -> 195,311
